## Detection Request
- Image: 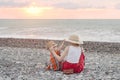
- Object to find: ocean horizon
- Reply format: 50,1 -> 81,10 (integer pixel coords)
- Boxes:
0,19 -> 120,43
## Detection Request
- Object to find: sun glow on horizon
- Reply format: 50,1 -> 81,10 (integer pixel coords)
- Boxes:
25,6 -> 42,15
24,6 -> 53,17
23,2 -> 53,16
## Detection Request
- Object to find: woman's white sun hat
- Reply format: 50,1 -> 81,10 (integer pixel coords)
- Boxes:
66,34 -> 83,44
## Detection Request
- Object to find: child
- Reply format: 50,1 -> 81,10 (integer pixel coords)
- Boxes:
46,40 -> 64,71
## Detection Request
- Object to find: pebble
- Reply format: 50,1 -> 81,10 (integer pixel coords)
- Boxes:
0,76 -> 3,80
0,47 -> 119,80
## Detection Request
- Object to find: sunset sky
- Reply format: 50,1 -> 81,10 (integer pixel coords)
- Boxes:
0,0 -> 120,19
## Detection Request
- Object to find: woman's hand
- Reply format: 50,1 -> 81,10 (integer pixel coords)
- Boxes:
49,46 -> 54,52
62,39 -> 65,43
58,39 -> 65,51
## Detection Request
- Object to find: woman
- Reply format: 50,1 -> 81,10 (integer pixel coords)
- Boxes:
49,34 -> 85,74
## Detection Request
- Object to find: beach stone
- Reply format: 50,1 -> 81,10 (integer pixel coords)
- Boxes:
5,77 -> 11,80
18,75 -> 28,80
75,74 -> 83,79
0,46 -> 120,80
55,72 -> 63,79
62,75 -> 69,80
0,76 -> 3,80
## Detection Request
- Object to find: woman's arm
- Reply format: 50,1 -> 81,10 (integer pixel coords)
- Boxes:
58,40 -> 65,51
50,46 -> 69,62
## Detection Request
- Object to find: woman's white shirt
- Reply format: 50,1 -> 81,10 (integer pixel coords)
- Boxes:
64,46 -> 81,63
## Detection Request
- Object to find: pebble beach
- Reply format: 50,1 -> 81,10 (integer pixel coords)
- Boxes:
0,38 -> 120,80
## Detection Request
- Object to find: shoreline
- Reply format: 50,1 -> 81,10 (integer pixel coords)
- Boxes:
0,37 -> 120,53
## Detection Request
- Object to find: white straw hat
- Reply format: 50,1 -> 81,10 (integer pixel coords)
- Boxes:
66,34 -> 83,44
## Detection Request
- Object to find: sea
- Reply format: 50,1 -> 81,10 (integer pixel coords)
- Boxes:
0,19 -> 120,43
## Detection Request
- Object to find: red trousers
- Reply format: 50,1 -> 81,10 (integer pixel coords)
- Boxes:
62,53 -> 85,73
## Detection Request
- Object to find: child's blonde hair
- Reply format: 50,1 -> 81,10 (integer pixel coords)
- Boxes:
46,41 -> 57,49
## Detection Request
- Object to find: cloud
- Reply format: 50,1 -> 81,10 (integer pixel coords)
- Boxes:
0,0 -> 54,8
53,1 -> 106,9
0,0 -> 109,9
115,3 -> 120,9
0,0 -> 29,7
53,2 -> 80,9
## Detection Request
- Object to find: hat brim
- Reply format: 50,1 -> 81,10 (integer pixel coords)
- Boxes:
65,39 -> 83,44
